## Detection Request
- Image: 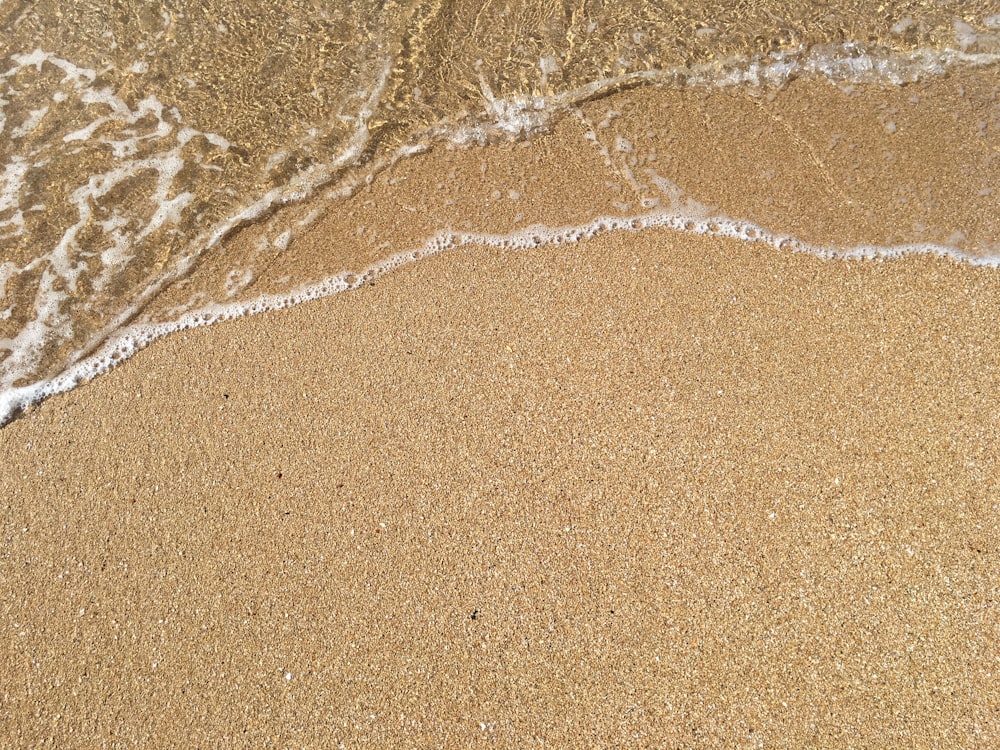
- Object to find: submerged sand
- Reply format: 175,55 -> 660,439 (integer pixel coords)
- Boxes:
2,73 -> 1000,747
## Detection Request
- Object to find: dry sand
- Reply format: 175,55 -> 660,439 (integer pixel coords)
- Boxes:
2,75 -> 1000,747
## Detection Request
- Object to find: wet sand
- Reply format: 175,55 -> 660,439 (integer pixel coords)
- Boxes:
3,77 -> 1000,747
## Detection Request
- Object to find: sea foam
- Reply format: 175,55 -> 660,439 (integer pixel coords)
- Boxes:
2,204 -> 995,427
1,39 -> 998,426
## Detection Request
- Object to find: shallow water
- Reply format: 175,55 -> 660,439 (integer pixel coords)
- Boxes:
1,1 -> 999,425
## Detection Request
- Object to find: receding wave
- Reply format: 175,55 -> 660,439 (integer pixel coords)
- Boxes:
2,1 -> 1000,426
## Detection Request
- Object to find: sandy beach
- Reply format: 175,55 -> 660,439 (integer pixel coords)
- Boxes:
4,232 -> 1000,745
3,73 -> 1000,746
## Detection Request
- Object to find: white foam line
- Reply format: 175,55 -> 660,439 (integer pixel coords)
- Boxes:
2,208 -> 996,427
451,43 -> 1000,144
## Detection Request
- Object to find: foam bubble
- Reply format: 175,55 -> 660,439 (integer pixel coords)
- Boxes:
0,157 -> 29,240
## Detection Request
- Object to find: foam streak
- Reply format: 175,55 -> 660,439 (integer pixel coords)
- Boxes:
2,207 -> 994,426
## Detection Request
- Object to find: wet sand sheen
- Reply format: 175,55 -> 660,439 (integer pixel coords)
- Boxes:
3,230 -> 1000,745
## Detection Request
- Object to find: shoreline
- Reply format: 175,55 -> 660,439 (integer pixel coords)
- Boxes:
2,63 -> 1000,745
4,64 -> 998,429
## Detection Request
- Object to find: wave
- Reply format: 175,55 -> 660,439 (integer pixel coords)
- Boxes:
2,31 -> 999,426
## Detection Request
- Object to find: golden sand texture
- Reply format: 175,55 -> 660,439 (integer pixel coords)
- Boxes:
3,231 -> 1000,746
3,70 -> 1000,746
